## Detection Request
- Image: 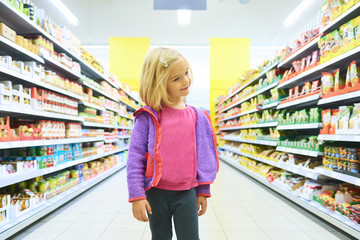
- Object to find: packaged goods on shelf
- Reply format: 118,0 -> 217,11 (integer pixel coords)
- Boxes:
279,135 -> 324,153
321,61 -> 360,99
80,47 -> 104,74
278,108 -> 322,126
0,22 -> 16,42
278,80 -> 320,106
280,51 -> 320,83
322,145 -> 360,174
280,28 -> 321,62
81,129 -> 104,138
320,103 -> 360,134
321,0 -> 360,27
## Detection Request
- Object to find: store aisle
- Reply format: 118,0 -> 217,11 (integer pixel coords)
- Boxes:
11,161 -> 355,240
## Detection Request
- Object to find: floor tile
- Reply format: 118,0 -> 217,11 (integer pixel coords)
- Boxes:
56,231 -> 103,240
226,231 -> 270,240
99,231 -> 143,240
265,231 -> 312,240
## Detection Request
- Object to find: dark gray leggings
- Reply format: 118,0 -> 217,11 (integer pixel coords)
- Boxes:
145,188 -> 200,240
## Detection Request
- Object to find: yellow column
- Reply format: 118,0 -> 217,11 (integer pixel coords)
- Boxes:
109,37 -> 150,92
209,38 -> 251,123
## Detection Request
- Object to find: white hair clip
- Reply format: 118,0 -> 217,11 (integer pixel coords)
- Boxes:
159,58 -> 168,68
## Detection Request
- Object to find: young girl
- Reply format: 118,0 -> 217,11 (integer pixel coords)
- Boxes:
127,47 -> 219,240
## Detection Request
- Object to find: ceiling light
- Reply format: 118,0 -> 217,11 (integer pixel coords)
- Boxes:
177,9 -> 191,26
283,0 -> 315,28
50,0 -> 78,25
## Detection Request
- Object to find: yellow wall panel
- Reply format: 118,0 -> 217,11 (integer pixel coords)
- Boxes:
209,38 -> 250,126
109,37 -> 150,92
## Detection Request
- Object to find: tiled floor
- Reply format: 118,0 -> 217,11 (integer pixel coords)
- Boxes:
10,161 -> 356,240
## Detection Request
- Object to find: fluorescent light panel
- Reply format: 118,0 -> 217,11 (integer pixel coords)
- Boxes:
177,9 -> 191,26
284,0 -> 315,28
50,0 -> 78,25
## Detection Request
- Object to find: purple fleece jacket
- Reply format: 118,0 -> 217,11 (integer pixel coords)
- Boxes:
127,105 -> 219,202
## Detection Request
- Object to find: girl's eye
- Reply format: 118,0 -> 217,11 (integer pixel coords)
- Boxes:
185,71 -> 189,75
173,78 -> 179,81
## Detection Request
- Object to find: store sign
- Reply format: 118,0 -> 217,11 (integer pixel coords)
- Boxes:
154,0 -> 206,10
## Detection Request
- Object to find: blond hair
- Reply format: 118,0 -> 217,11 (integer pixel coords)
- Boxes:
139,47 -> 191,111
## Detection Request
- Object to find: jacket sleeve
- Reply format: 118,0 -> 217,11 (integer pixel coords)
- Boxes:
127,113 -> 149,202
196,184 -> 211,197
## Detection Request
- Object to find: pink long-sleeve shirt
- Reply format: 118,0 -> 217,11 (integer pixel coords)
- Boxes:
156,105 -> 200,191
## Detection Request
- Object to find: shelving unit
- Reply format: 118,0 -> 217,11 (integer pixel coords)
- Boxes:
219,149 -> 319,179
217,61 -> 279,106
0,162 -> 127,239
318,90 -> 360,106
277,123 -> 323,130
0,1 -> 136,237
220,122 -> 278,131
41,54 -> 82,80
0,65 -> 84,100
318,134 -> 360,142
220,137 -> 278,147
277,94 -> 320,109
278,45 -> 360,89
276,146 -> 323,157
219,81 -> 279,113
0,147 -> 128,188
0,136 -> 105,150
220,155 -> 360,239
214,3 -> 360,239
278,36 -> 321,68
79,101 -> 106,111
0,35 -> 44,63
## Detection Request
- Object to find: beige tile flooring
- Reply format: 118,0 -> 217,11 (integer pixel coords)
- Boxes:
10,161 -> 356,240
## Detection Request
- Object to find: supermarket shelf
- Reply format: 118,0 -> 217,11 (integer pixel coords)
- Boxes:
105,106 -> 119,113
0,35 -> 44,64
278,36 -> 321,68
0,0 -> 116,88
278,45 -> 360,89
219,102 -> 279,122
79,101 -> 106,111
321,1 -> 360,34
0,0 -> 82,64
276,146 -> 324,157
318,134 -> 360,142
80,59 -> 118,89
318,90 -> 360,106
0,137 -> 105,150
119,135 -> 131,139
0,65 -> 83,100
119,86 -> 141,103
217,61 -> 279,106
0,147 -> 128,188
104,138 -> 119,143
119,99 -> 138,111
118,113 -> 134,120
277,123 -> 323,130
0,105 -> 82,122
220,122 -> 278,131
220,81 -> 279,113
82,81 -> 119,102
277,94 -> 320,109
221,137 -> 278,146
119,126 -> 133,130
315,167 -> 360,187
41,54 -> 82,80
220,155 -> 360,239
82,121 -> 121,129
0,162 -> 127,239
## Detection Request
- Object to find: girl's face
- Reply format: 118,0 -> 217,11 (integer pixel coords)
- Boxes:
166,58 -> 191,103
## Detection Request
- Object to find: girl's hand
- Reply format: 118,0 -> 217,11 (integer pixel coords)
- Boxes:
132,199 -> 152,222
197,196 -> 207,216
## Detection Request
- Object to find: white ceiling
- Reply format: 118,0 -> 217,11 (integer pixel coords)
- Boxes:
32,0 -> 324,47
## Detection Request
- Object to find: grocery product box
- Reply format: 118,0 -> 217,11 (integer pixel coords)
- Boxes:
0,80 -> 12,105
0,23 -> 16,42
